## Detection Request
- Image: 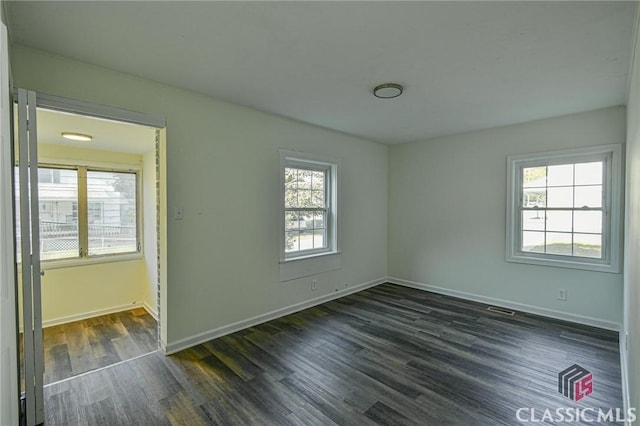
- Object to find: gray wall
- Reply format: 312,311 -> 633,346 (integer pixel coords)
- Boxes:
388,106 -> 625,328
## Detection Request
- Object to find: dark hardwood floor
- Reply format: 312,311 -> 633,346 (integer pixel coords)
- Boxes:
43,284 -> 622,425
40,307 -> 158,385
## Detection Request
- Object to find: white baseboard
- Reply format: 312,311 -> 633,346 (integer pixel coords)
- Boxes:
387,277 -> 622,331
164,277 -> 386,355
143,302 -> 158,321
42,302 -> 143,328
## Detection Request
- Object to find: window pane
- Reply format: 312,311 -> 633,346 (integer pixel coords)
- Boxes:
523,166 -> 546,188
573,233 -> 602,258
38,168 -> 79,261
299,230 -> 314,251
87,171 -> 137,256
575,162 -> 602,186
523,188 -> 546,208
546,232 -> 572,256
313,229 -> 325,249
285,187 -> 298,208
574,211 -> 602,234
522,210 -> 545,231
574,185 -> 602,208
285,231 -> 300,253
547,187 -> 573,208
522,231 -> 544,253
311,190 -> 324,208
298,170 -> 312,189
547,164 -> 573,187
312,171 -> 325,190
297,190 -> 313,208
284,162 -> 332,257
285,212 -> 302,231
284,168 -> 297,188
309,210 -> 324,229
546,210 -> 572,232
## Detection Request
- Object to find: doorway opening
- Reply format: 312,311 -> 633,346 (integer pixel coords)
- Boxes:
15,105 -> 166,388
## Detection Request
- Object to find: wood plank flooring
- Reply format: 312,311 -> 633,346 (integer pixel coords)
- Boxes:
40,307 -> 157,385
43,284 -> 622,425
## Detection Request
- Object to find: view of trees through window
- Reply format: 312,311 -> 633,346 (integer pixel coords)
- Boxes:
284,166 -> 327,254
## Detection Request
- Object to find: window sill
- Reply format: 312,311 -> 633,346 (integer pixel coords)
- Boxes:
281,250 -> 341,264
36,252 -> 144,271
280,251 -> 342,282
506,252 -> 620,274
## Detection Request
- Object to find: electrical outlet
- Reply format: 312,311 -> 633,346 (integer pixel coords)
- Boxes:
557,288 -> 567,301
311,279 -> 317,291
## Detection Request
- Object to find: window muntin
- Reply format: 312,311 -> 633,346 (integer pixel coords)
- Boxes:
506,145 -> 622,273
281,152 -> 338,262
38,167 -> 80,261
15,164 -> 140,263
520,161 -> 604,259
284,165 -> 329,256
87,170 -> 138,256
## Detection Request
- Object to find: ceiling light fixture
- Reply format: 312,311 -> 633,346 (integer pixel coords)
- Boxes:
61,132 -> 92,142
373,83 -> 403,99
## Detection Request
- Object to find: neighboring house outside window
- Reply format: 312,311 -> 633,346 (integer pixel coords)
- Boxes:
15,165 -> 141,263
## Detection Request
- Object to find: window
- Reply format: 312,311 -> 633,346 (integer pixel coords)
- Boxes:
15,165 -> 141,263
281,152 -> 338,261
506,145 -> 622,273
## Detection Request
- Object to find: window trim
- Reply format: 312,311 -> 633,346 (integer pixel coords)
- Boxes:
18,159 -> 144,269
505,144 -> 623,273
279,150 -> 339,263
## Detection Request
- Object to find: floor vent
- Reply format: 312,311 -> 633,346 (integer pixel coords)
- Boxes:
487,306 -> 515,316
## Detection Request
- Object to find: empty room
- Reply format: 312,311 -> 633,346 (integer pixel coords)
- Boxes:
1,1 -> 639,425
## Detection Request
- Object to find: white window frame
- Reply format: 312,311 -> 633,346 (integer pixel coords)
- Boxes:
506,144 -> 623,273
279,150 -> 339,263
20,158 -> 143,269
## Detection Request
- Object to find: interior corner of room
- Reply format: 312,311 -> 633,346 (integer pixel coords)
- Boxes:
1,1 -> 639,425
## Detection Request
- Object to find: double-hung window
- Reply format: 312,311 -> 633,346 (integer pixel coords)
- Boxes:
506,145 -> 622,273
15,164 -> 141,264
281,152 -> 338,261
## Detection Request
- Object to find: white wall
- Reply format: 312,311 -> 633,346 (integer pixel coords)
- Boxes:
142,148 -> 158,317
10,45 -> 389,348
624,6 -> 640,415
388,107 -> 625,328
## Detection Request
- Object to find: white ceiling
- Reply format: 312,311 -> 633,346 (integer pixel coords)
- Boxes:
36,108 -> 156,154
7,1 -> 636,144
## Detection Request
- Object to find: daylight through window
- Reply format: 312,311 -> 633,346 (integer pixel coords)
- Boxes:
506,145 -> 622,273
15,165 -> 140,263
282,154 -> 337,260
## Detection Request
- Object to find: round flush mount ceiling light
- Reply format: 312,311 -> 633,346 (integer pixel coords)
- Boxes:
373,83 -> 403,99
61,132 -> 92,142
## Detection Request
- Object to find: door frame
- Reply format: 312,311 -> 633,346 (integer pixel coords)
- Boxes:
0,20 -> 18,426
11,90 -> 168,424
